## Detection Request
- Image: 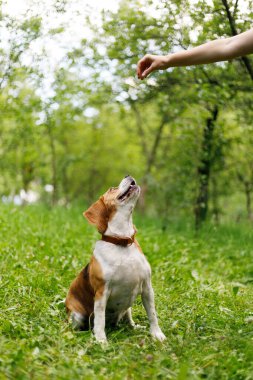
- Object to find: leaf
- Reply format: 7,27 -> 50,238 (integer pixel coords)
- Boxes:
219,306 -> 233,315
49,27 -> 65,35
232,286 -> 239,296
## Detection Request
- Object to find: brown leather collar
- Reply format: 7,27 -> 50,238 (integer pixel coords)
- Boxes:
101,234 -> 135,247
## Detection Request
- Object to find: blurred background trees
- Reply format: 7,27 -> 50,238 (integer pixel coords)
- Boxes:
0,0 -> 253,228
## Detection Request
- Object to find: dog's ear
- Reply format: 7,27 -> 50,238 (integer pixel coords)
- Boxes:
83,197 -> 108,233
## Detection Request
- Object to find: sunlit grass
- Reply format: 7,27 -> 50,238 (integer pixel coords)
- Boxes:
0,204 -> 253,379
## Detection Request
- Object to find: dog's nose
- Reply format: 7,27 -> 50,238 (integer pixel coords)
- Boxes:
124,175 -> 130,178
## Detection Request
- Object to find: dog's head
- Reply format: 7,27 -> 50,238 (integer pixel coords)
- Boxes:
84,176 -> 140,233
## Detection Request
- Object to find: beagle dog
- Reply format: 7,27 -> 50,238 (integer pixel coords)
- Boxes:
66,176 -> 166,343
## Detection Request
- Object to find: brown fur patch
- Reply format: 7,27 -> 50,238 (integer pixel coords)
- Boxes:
65,264 -> 95,317
84,197 -> 108,233
84,188 -> 119,233
134,238 -> 144,255
65,256 -> 105,321
89,256 -> 105,300
107,205 -> 117,222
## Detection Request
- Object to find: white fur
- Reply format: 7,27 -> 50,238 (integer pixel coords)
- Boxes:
105,205 -> 135,238
92,176 -> 166,343
93,288 -> 108,343
105,176 -> 138,238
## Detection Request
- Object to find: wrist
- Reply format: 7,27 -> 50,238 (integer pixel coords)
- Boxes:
162,54 -> 172,69
159,54 -> 171,70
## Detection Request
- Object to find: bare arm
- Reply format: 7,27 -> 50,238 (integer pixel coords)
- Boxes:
137,28 -> 253,79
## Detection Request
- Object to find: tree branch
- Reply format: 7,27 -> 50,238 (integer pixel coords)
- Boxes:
221,0 -> 253,81
131,102 -> 149,158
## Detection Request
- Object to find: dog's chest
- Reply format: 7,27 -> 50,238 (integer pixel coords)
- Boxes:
94,241 -> 150,309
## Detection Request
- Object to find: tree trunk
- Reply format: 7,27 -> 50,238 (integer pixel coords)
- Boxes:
222,0 -> 253,221
140,115 -> 168,212
132,103 -> 169,213
145,116 -> 168,176
211,176 -> 220,224
237,172 -> 253,221
46,118 -> 58,205
61,164 -> 70,205
21,163 -> 33,192
195,106 -> 218,230
132,103 -> 148,158
221,0 -> 253,81
245,182 -> 252,221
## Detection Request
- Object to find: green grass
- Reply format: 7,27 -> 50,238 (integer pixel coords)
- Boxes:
0,204 -> 253,380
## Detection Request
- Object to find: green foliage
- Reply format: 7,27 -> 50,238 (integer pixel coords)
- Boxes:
0,204 -> 253,379
1,0 -> 253,224
20,16 -> 42,36
1,1 -> 253,378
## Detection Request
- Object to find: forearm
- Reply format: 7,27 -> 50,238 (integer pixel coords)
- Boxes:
164,29 -> 253,68
137,28 -> 253,79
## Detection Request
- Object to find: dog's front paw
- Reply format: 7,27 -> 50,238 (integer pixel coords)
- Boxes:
150,328 -> 166,342
94,331 -> 108,345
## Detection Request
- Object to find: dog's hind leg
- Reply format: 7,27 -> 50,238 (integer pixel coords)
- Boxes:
65,295 -> 93,331
124,308 -> 136,327
69,311 -> 91,330
123,308 -> 145,329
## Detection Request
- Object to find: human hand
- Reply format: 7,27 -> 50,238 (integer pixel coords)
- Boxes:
137,54 -> 169,79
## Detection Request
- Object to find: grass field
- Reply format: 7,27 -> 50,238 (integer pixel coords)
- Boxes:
0,204 -> 253,380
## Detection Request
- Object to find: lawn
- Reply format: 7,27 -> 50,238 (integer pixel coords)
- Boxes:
0,204 -> 253,380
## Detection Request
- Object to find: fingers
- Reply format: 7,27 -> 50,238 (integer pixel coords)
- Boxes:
141,63 -> 155,79
137,54 -> 159,80
137,54 -> 168,79
137,54 -> 153,80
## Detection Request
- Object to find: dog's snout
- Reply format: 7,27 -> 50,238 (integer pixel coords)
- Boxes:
123,175 -> 136,186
